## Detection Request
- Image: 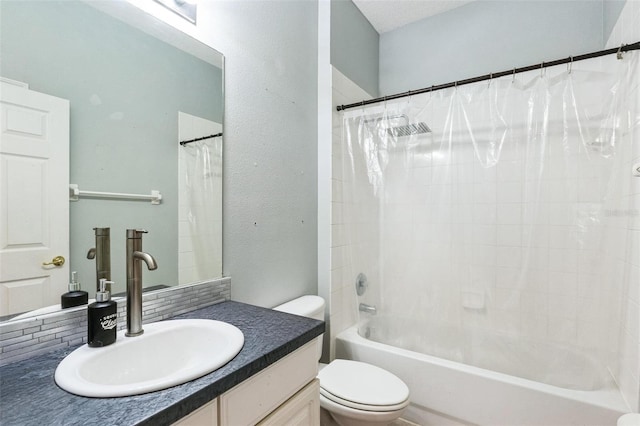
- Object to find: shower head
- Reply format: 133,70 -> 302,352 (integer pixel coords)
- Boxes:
362,114 -> 431,137
386,122 -> 432,137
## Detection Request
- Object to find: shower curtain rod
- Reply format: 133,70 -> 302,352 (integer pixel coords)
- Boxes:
336,41 -> 640,112
179,132 -> 223,146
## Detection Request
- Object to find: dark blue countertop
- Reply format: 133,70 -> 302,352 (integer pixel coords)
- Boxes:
0,301 -> 324,426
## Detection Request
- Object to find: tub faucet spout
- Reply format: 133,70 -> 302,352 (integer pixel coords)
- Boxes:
126,229 -> 157,337
359,303 -> 377,315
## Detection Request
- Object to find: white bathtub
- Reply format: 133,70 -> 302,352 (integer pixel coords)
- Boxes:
335,325 -> 630,426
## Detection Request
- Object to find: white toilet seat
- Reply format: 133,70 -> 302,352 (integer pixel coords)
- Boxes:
320,387 -> 410,412
318,359 -> 410,412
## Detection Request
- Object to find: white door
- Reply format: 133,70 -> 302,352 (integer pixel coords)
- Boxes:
0,80 -> 70,316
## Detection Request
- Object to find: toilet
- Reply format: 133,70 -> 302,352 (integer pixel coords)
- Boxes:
274,296 -> 410,426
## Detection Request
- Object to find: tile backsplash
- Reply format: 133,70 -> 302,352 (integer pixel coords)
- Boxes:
0,278 -> 230,366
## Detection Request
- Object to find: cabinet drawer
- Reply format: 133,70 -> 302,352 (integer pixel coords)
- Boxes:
219,340 -> 317,425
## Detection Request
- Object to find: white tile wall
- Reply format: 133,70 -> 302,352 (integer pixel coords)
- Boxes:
329,67 -> 373,360
607,0 -> 640,412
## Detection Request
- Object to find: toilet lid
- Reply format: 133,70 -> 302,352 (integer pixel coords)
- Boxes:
318,360 -> 409,408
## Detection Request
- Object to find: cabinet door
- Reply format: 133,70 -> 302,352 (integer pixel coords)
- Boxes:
219,341 -> 317,426
258,379 -> 320,426
172,398 -> 218,426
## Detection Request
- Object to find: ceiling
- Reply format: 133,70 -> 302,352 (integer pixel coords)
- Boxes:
352,0 -> 473,34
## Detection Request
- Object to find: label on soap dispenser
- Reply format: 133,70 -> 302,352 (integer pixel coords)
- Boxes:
99,313 -> 118,331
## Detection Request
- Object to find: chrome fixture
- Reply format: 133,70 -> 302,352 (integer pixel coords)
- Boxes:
126,229 -> 158,337
359,303 -> 377,315
87,227 -> 111,293
362,114 -> 431,137
355,273 -> 368,296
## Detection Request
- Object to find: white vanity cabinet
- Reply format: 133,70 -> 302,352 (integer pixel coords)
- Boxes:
173,340 -> 319,426
173,399 -> 218,426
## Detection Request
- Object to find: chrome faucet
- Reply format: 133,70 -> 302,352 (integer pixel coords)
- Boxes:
87,227 -> 111,293
125,229 -> 158,337
359,303 -> 377,315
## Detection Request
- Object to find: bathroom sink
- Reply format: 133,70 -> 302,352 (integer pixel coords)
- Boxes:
55,319 -> 244,397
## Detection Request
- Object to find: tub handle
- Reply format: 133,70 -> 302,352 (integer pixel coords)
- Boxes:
356,273 -> 368,296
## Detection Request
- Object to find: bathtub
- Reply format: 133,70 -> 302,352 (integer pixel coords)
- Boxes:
335,324 -> 630,426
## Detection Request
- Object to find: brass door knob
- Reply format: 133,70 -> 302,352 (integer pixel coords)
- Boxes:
43,255 -> 65,267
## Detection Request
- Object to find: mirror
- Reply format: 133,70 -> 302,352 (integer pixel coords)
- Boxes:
0,0 -> 223,320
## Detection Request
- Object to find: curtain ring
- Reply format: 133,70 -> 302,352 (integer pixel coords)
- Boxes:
540,62 -> 545,78
568,56 -> 573,74
512,67 -> 516,83
488,73 -> 492,88
617,43 -> 625,60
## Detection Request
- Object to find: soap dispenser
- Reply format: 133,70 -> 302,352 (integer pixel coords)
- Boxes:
88,278 -> 117,347
61,271 -> 89,309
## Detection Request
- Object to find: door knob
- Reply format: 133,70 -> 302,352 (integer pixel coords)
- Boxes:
43,255 -> 65,267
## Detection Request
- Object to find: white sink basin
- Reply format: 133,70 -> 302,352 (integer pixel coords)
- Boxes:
55,319 -> 244,397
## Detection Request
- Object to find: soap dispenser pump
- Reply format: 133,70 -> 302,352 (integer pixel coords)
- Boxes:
88,278 -> 117,347
61,271 -> 89,309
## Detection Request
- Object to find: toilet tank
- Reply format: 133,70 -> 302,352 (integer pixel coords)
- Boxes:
273,295 -> 325,321
274,296 -> 325,360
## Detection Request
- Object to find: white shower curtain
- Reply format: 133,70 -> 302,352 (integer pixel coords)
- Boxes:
341,52 -> 638,390
180,138 -> 223,283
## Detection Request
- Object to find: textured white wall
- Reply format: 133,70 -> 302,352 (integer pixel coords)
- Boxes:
204,1 -> 319,307
130,0 -> 320,307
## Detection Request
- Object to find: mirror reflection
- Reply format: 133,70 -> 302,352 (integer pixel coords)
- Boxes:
0,0 -> 224,320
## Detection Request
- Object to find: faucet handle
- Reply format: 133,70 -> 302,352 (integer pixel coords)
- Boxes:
126,229 -> 148,238
93,227 -> 110,236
